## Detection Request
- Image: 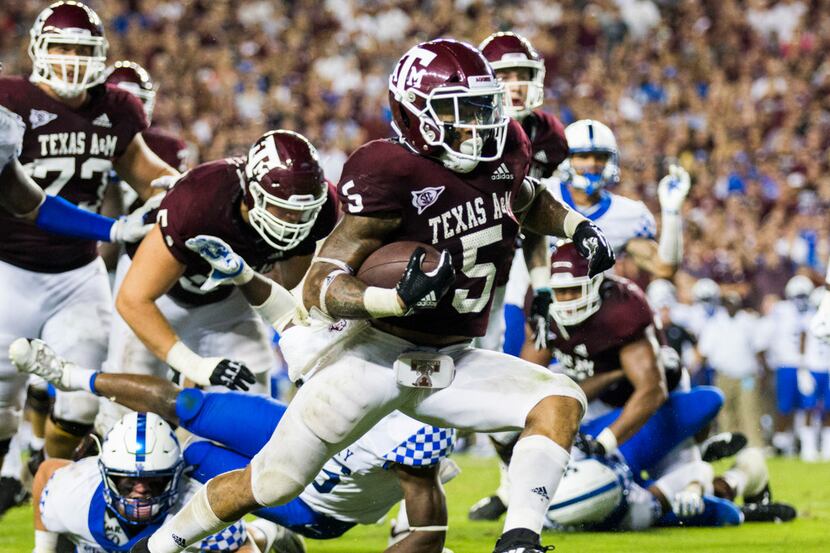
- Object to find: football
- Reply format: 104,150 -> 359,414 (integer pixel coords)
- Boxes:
357,241 -> 441,288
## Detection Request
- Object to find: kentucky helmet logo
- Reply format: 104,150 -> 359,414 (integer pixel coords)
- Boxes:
411,186 -> 445,214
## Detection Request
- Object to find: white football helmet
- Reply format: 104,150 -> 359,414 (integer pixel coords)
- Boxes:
646,279 -> 677,310
28,2 -> 109,99
546,458 -> 627,528
785,275 -> 814,312
98,412 -> 184,525
548,241 -> 604,326
557,120 -> 620,195
692,278 -> 720,304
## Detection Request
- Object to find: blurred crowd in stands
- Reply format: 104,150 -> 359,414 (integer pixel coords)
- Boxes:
3,0 -> 830,311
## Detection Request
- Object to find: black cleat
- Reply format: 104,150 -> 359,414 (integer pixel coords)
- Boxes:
744,483 -> 772,506
27,447 -> 45,476
701,432 -> 748,462
469,495 -> 507,521
742,501 -> 797,523
493,528 -> 554,553
0,476 -> 29,517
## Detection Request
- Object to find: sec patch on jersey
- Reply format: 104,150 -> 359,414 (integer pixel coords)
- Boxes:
357,241 -> 440,288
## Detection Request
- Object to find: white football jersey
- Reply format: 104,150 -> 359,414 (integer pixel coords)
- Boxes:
763,301 -> 812,368
39,457 -> 246,553
300,410 -> 456,524
672,302 -> 725,339
805,316 -> 830,372
547,179 -> 656,254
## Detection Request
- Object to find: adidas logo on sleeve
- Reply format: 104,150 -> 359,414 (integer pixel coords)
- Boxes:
491,162 -> 513,180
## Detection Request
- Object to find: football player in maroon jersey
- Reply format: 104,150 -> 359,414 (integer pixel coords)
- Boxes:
114,130 -> 335,396
0,1 -> 179,469
476,31 -> 570,353
131,39 -> 614,553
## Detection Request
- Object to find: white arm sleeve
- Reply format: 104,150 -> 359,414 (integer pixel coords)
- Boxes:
658,209 -> 683,265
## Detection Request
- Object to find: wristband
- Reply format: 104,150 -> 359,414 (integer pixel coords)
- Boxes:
64,367 -> 99,394
563,210 -> 589,238
319,269 -> 349,316
165,341 -> 212,386
363,286 -> 406,318
596,427 -> 618,455
254,280 -> 297,331
409,525 -> 449,532
529,266 -> 551,291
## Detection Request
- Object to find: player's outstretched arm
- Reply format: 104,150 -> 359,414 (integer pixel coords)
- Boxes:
387,464 -> 447,553
117,227 -> 256,390
607,329 -> 668,450
114,133 -> 179,201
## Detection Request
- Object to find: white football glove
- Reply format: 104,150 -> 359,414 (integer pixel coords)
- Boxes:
9,338 -> 71,390
797,367 -> 816,396
0,104 -> 25,169
811,292 -> 830,344
658,164 -> 691,213
109,193 -> 165,243
672,488 -> 705,518
150,174 -> 179,190
185,234 -> 254,292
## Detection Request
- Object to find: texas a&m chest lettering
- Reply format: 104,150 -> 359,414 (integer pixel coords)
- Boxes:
36,131 -> 118,158
427,190 -> 512,244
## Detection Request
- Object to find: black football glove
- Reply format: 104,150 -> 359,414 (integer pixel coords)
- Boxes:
572,220 -> 615,277
574,432 -> 607,458
528,289 -> 552,350
396,248 -> 456,314
209,359 -> 257,391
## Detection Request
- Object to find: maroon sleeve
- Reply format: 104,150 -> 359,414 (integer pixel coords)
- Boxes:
142,127 -> 189,172
157,181 -> 197,266
507,118 -> 533,198
338,140 -> 408,216
106,85 -> 149,159
527,110 -> 568,178
607,278 -> 654,343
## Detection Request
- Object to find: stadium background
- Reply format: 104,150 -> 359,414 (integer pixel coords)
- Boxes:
2,0 -> 830,551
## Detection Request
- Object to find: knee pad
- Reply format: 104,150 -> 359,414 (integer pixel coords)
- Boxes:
250,407 -> 329,507
50,413 -> 94,438
0,408 -> 21,441
26,384 -> 52,415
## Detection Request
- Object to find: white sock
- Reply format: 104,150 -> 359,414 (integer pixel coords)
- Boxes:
147,482 -> 226,553
29,435 -> 44,452
821,428 -> 830,460
503,435 -> 570,534
495,459 -> 510,505
799,426 -> 819,461
772,432 -> 794,455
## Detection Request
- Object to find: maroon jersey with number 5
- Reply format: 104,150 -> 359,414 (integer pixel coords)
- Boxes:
547,275 -> 654,406
158,158 -> 338,306
338,119 -> 531,337
0,77 -> 147,272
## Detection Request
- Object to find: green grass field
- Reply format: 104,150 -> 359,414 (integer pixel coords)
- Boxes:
1,455 -> 828,552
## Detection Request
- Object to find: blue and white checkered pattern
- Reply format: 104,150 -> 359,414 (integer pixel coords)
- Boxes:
634,213 -> 656,239
197,520 -> 247,551
384,426 -> 456,467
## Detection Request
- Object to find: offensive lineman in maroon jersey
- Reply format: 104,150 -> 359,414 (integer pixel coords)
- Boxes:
0,1 -> 179,466
131,39 -> 614,553
115,130 -> 336,393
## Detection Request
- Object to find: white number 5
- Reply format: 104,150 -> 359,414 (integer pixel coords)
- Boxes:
452,226 -> 501,314
341,180 -> 364,213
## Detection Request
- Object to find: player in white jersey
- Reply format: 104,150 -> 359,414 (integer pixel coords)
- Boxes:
763,275 -> 816,456
545,447 -> 794,532
32,411 -> 283,553
13,339 -> 458,553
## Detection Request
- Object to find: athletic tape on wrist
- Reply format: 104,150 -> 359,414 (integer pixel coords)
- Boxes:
165,341 -> 211,386
363,286 -> 406,318
529,266 -> 551,291
409,525 -> 449,532
314,257 -> 354,274
564,210 -> 588,238
254,280 -> 296,331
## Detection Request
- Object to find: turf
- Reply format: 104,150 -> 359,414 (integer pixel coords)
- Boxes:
1,455 -> 828,552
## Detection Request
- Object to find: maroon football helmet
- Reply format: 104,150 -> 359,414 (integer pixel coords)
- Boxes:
479,32 -> 545,120
105,61 -> 156,121
388,38 -> 509,173
28,1 -> 108,99
243,130 -> 327,251
549,240 -> 604,325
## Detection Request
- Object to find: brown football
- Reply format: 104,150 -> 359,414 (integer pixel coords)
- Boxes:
357,241 -> 441,288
